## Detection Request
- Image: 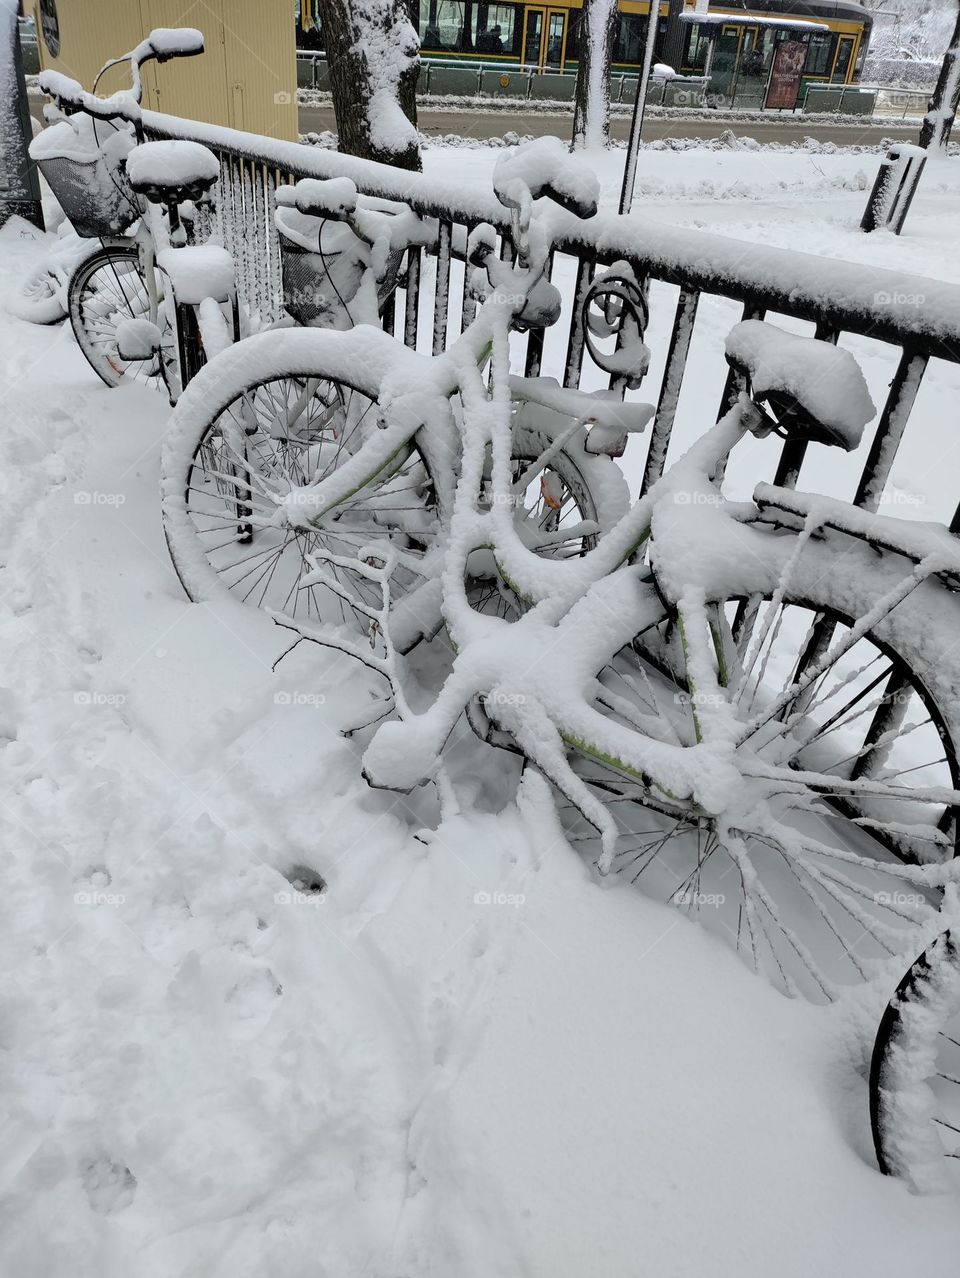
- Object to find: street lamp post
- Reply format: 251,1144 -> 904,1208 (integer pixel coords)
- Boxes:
619,0 -> 663,214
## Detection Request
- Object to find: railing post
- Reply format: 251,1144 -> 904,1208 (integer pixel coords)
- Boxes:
861,144 -> 928,235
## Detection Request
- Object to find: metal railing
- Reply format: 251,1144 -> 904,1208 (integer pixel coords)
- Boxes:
143,108 -> 960,530
296,52 -> 706,106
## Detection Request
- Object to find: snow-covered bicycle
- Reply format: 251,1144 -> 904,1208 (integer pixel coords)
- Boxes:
32,29 -> 240,400
163,139 -> 960,1008
162,140 -> 647,625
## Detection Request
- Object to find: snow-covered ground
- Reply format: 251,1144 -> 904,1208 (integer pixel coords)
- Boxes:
3,141 -> 960,1276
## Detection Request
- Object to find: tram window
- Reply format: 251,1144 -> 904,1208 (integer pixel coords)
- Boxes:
684,25 -> 712,70
419,2 -> 519,54
804,31 -> 834,76
474,4 -> 519,53
614,13 -> 647,64
567,9 -> 582,62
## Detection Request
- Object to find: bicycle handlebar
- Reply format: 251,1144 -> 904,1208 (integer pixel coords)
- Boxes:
39,27 -> 204,124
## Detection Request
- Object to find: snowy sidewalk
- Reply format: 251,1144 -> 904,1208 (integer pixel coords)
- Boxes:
2,209 -> 960,1276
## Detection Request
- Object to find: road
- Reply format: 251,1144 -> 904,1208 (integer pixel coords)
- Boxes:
26,95 -> 919,148
300,103 -> 919,147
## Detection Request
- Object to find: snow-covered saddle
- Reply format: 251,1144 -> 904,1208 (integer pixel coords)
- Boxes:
125,140 -> 220,204
725,320 -> 876,451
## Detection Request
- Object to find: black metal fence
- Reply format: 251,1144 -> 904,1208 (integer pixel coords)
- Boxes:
143,109 -> 960,532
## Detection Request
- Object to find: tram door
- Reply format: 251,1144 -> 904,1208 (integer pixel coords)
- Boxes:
832,35 -> 855,83
709,24 -> 741,103
522,6 -> 567,67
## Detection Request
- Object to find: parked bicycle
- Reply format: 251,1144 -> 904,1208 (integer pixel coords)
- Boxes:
31,29 -> 241,401
160,137 -> 960,1020
161,143 -> 646,626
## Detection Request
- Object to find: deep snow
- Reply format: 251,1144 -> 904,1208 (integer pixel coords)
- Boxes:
3,138 -> 960,1275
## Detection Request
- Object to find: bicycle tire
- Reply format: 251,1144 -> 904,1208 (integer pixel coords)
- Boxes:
161,328 -> 627,641
549,518 -> 960,999
68,243 -> 172,392
870,928 -> 960,1192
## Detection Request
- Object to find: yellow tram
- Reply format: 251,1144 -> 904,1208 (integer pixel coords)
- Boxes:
298,0 -> 872,102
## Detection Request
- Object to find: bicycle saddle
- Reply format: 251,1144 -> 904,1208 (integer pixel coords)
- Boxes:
126,140 -> 220,204
725,320 -> 875,451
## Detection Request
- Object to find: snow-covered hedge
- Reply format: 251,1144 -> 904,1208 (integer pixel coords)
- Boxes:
863,55 -> 938,89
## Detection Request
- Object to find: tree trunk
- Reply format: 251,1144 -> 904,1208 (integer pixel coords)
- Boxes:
572,0 -> 618,149
320,0 -> 422,171
919,4 -> 960,150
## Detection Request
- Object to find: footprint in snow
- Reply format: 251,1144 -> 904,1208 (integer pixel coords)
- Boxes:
81,1156 -> 137,1214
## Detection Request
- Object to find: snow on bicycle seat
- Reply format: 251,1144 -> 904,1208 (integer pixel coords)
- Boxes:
493,137 -> 600,219
157,245 -> 234,304
725,320 -> 875,450
126,140 -> 220,202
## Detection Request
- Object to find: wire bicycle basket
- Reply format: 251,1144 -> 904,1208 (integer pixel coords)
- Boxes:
275,204 -> 402,328
31,120 -> 141,240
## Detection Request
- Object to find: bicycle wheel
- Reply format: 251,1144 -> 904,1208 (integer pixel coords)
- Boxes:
163,329 -> 626,645
559,521 -> 960,1001
68,244 -> 174,393
870,928 -> 960,1193
162,327 -> 442,639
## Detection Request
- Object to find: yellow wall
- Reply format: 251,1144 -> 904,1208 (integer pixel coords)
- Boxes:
33,0 -> 298,140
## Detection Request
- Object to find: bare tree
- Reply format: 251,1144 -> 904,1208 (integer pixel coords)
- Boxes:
572,0 -> 619,149
864,0 -> 955,60
320,0 -> 422,171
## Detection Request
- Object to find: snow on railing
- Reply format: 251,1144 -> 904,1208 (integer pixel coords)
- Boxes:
142,107 -> 960,527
